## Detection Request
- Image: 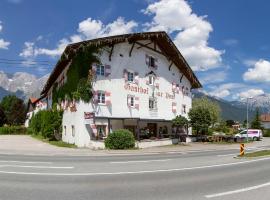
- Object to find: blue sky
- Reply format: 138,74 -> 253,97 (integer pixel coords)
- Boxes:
0,0 -> 270,101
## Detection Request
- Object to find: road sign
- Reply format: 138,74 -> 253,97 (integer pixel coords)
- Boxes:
240,143 -> 245,156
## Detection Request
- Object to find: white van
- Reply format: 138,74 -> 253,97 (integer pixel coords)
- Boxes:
234,129 -> 263,141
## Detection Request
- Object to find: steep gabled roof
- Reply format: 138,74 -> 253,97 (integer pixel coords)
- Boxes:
41,31 -> 202,96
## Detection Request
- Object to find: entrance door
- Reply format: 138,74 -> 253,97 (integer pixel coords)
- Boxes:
147,123 -> 157,138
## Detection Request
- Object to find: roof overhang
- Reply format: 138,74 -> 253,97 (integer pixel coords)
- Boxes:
41,31 -> 202,96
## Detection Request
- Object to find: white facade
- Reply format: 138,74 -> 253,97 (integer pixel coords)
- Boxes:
42,33 -> 199,148
52,40 -> 194,148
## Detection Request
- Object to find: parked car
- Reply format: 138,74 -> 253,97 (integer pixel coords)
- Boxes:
234,129 -> 263,141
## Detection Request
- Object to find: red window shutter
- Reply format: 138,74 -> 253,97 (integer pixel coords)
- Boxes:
134,72 -> 139,85
155,82 -> 159,89
93,91 -> 99,104
127,96 -> 131,107
105,65 -> 111,77
145,54 -> 150,66
172,102 -> 177,113
172,82 -> 176,92
92,63 -> 97,73
105,91 -> 111,105
123,69 -> 128,82
135,97 -> 139,110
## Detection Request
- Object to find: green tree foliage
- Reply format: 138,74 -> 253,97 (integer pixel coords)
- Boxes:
105,129 -> 135,149
226,120 -> 235,127
188,107 -> 211,135
28,110 -> 63,140
0,106 -> 7,127
251,107 -> 262,129
53,45 -> 100,104
192,97 -> 221,126
0,95 -> 26,125
172,115 -> 189,127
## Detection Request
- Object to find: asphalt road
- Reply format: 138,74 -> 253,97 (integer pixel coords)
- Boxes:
0,147 -> 270,200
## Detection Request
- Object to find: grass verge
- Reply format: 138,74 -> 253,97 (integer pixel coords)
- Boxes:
240,150 -> 270,158
31,134 -> 77,148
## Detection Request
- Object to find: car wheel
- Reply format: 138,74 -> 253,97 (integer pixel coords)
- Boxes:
253,137 -> 259,141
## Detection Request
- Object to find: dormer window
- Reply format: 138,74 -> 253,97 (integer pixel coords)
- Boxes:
149,56 -> 155,68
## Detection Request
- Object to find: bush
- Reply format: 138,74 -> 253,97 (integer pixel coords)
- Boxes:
263,129 -> 270,137
0,126 -> 27,135
105,129 -> 135,149
28,110 -> 63,140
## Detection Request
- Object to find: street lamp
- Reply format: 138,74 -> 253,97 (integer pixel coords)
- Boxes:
246,97 -> 254,142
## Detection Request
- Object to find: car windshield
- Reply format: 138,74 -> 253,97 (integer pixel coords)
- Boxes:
240,131 -> 247,134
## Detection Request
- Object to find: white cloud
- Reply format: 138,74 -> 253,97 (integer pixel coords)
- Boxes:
20,17 -> 137,58
0,21 -> 10,49
237,89 -> 264,99
200,71 -> 227,85
144,0 -> 224,71
243,59 -> 270,83
208,83 -> 244,98
243,59 -> 257,67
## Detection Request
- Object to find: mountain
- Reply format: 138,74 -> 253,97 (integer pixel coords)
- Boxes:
0,71 -> 49,101
193,91 -> 256,122
231,94 -> 270,113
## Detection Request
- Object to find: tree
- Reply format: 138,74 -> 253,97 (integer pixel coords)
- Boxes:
192,97 -> 221,126
188,107 -> 211,135
251,107 -> 262,129
0,106 -> 6,127
226,120 -> 235,127
172,115 -> 189,127
0,95 -> 26,125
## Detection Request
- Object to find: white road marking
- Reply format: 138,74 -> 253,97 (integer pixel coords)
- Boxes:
0,165 -> 73,169
205,181 -> 270,198
110,159 -> 172,164
0,160 -> 52,164
217,153 -> 236,157
0,156 -> 269,176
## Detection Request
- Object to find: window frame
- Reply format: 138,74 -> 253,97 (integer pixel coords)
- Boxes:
97,91 -> 106,105
149,56 -> 155,68
149,97 -> 157,110
96,64 -> 105,76
149,75 -> 155,86
127,71 -> 134,82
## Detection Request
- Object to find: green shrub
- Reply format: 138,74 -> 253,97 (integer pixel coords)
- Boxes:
0,126 -> 27,135
28,110 -> 63,140
105,129 -> 135,149
263,129 -> 270,137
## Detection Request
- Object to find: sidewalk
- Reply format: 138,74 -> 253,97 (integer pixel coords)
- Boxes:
0,135 -> 269,156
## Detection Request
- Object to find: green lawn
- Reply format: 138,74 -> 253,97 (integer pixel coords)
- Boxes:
240,150 -> 270,158
31,134 -> 77,148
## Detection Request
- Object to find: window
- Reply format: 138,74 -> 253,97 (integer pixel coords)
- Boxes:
96,64 -> 105,76
97,125 -> 106,139
149,75 -> 155,85
127,71 -> 134,82
149,98 -> 157,110
71,125 -> 75,137
130,96 -> 135,107
64,126 -> 66,136
98,91 -> 105,104
149,56 -> 155,68
182,105 -> 186,114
